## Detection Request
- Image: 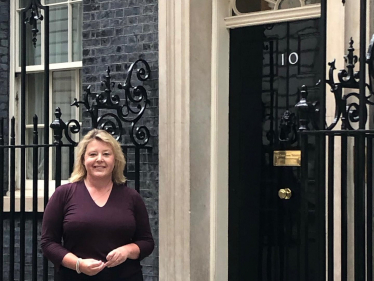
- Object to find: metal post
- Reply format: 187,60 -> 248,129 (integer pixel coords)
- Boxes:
319,1 -> 327,279
32,115 -> 38,281
20,9 -> 27,281
135,148 -> 140,193
356,0 -> 367,279
43,6 -> 50,281
9,117 -> 15,281
367,136 -> 373,281
299,132 -> 309,281
50,108 -> 65,188
341,134 -> 348,281
354,134 -> 365,279
0,118 -> 4,280
327,135 -> 334,281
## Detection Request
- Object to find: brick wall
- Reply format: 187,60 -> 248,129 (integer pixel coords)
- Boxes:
82,0 -> 159,280
0,0 -> 10,195
0,0 -> 9,114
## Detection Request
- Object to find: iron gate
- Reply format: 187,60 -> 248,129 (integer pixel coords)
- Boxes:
296,0 -> 373,279
1,1 -> 152,281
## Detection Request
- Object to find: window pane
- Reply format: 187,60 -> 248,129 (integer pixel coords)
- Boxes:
50,6 -> 68,63
235,0 -> 321,13
72,3 -> 83,61
19,15 -> 42,66
26,73 -> 45,124
52,70 -> 77,120
19,0 -> 29,9
45,0 -> 66,4
26,129 -> 45,180
52,70 -> 79,180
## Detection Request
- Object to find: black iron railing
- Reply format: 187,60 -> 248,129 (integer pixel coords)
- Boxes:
295,1 -> 373,277
0,108 -> 151,281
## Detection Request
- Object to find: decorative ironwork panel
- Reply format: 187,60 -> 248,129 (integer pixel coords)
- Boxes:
51,59 -> 151,148
230,0 -> 321,15
296,37 -> 374,131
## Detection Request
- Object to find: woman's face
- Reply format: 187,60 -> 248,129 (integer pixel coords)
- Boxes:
84,139 -> 115,181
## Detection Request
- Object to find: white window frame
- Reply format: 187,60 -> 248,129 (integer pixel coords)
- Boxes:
15,0 -> 83,71
6,0 -> 83,212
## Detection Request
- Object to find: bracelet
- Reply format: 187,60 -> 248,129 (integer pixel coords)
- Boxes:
76,258 -> 82,274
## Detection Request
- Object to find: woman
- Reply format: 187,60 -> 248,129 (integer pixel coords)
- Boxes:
41,129 -> 154,281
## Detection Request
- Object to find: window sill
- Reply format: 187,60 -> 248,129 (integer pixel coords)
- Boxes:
3,194 -> 49,213
3,182 -> 68,213
15,61 -> 83,74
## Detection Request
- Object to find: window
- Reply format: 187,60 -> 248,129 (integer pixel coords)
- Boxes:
232,0 -> 321,14
14,0 -> 82,189
226,0 -> 321,29
18,0 -> 82,66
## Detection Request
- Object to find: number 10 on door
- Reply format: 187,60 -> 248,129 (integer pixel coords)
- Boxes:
281,52 -> 299,66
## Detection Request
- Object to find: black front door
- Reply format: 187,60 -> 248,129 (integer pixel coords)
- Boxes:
229,19 -> 323,281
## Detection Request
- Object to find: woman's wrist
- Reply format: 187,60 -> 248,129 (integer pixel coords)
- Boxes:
76,258 -> 82,274
62,252 -> 80,272
121,243 -> 140,260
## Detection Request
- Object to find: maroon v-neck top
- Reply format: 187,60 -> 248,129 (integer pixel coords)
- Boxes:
41,181 -> 154,281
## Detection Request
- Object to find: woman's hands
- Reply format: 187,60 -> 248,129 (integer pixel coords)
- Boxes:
62,244 -> 140,275
79,258 -> 106,276
79,244 -> 139,273
61,253 -> 105,276
105,246 -> 130,268
105,243 -> 140,268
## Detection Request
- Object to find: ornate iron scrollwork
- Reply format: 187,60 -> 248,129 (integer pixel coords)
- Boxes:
23,0 -> 44,48
51,59 -> 151,147
296,37 -> 374,131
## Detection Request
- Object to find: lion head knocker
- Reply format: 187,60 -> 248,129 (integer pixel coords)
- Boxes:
279,110 -> 297,143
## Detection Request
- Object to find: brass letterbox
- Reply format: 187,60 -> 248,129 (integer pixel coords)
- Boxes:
273,150 -> 301,167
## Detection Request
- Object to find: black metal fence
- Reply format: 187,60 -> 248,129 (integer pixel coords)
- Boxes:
1,2 -> 153,280
296,1 -> 373,279
0,103 -> 151,281
0,68 -> 152,281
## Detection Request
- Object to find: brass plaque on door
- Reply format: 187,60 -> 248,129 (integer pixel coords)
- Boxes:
273,150 -> 301,166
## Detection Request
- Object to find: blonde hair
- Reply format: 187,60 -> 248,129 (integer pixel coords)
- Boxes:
69,129 -> 127,184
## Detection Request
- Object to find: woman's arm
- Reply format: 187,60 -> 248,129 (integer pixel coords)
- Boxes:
131,191 -> 155,259
41,188 -> 70,267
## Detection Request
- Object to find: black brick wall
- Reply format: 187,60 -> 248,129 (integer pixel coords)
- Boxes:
0,0 -> 10,195
0,0 -> 9,114
82,0 -> 159,280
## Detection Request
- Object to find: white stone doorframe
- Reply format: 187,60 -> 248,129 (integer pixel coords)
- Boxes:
159,0 -> 229,280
